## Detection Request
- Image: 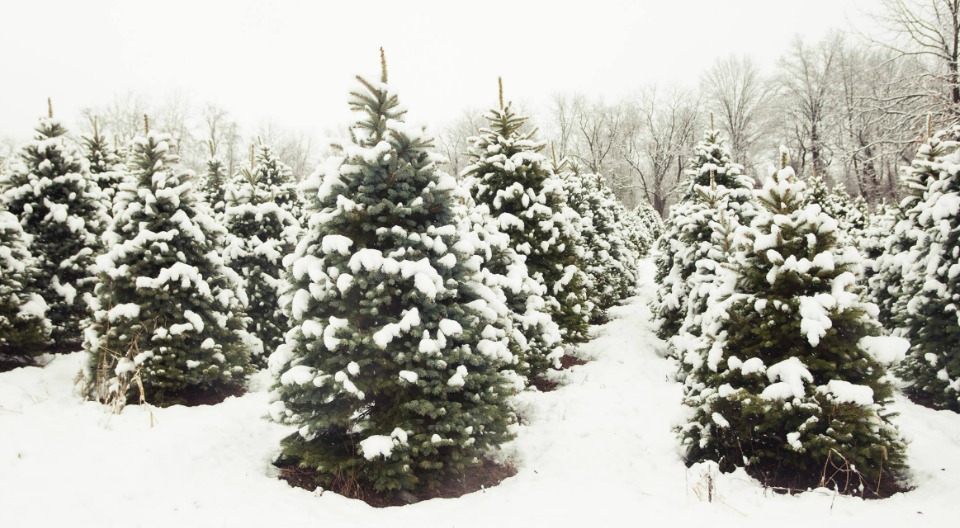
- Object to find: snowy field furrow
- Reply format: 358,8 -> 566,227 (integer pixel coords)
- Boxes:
1,259 -> 957,527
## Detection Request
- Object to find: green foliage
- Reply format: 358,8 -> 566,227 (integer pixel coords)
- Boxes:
271,73 -> 515,494
85,132 -> 254,406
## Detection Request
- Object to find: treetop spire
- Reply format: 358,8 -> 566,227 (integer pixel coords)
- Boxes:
498,77 -> 504,111
47,97 -> 53,119
143,114 -> 150,134
380,47 -> 388,83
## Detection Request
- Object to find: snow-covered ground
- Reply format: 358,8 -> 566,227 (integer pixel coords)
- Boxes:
1,259 -> 958,527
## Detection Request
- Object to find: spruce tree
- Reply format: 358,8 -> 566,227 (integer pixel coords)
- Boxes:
81,117 -> 126,214
85,130 -> 254,406
562,171 -> 638,318
0,107 -> 108,345
464,83 -> 592,345
270,57 -> 515,494
896,147 -> 960,411
634,200 -> 663,242
870,129 -> 959,327
655,129 -> 754,341
679,159 -> 906,494
0,211 -> 51,368
202,142 -> 229,218
222,143 -> 301,365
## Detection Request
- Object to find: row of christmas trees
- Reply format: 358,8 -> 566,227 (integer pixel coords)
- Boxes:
654,129 -> 911,496
0,57 -> 656,494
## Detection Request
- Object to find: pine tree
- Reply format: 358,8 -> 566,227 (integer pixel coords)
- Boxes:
451,187 -> 558,385
896,146 -> 960,411
85,130 -> 254,406
654,129 -> 754,341
562,171 -> 638,318
82,117 -> 126,214
634,200 -> 663,242
0,211 -> 51,368
679,159 -> 906,494
222,143 -> 301,365
870,129 -> 958,327
0,107 -> 108,345
464,82 -> 592,345
270,57 -> 515,494
201,141 -> 229,218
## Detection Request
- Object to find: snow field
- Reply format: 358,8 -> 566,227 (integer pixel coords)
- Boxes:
0,259 -> 958,527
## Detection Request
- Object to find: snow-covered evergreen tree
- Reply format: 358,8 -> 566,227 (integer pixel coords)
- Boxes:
634,200 -> 663,241
451,186 -> 560,384
222,143 -> 301,366
81,118 -> 126,213
679,161 -> 906,494
896,148 -> 960,411
201,145 -> 229,218
870,130 -> 959,327
562,171 -> 638,318
0,211 -> 51,367
654,129 -> 754,341
0,113 -> 108,345
85,131 -> 255,406
464,87 -> 592,345
270,60 -> 516,494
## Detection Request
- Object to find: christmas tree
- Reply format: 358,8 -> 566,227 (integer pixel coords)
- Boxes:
201,141 -> 229,219
222,143 -> 301,365
896,145 -> 960,411
679,155 -> 907,495
562,171 -> 638,318
81,117 -> 126,214
0,103 -> 108,345
463,81 -> 592,345
870,129 -> 959,328
0,211 -> 51,369
270,55 -> 515,494
634,200 -> 663,243
655,129 -> 753,341
85,127 -> 255,406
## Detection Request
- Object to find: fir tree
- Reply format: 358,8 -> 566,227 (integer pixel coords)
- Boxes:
0,211 -> 51,368
634,200 -> 663,242
81,117 -> 126,214
85,130 -> 254,406
0,107 -> 108,345
464,82 -> 592,345
222,143 -> 301,366
270,57 -> 516,494
870,130 -> 958,327
654,129 -> 754,341
451,186 -> 559,385
896,147 -> 960,411
679,159 -> 906,494
562,171 -> 638,318
202,141 -> 229,218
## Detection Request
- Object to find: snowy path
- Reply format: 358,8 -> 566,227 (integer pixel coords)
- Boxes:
1,259 -> 958,527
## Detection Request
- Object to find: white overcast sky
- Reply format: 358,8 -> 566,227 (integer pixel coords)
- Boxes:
0,0 -> 881,142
